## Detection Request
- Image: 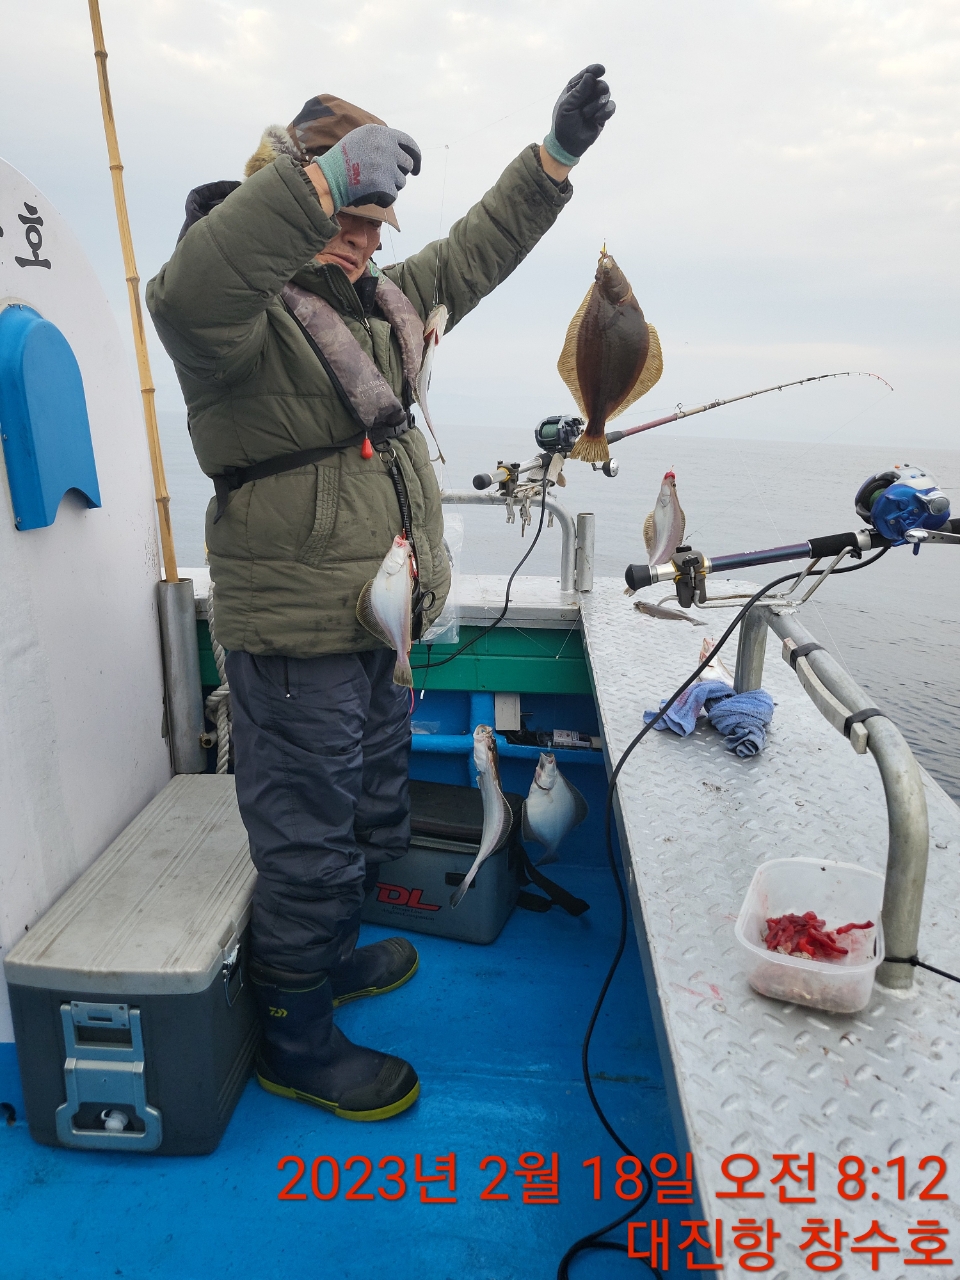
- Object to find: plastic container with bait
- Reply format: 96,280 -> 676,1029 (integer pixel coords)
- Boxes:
735,857 -> 885,1014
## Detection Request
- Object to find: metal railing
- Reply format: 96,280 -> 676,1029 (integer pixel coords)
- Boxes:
439,490 -> 594,593
734,603 -> 929,990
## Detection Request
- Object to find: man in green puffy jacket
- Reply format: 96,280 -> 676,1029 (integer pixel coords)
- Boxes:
147,66 -> 615,1122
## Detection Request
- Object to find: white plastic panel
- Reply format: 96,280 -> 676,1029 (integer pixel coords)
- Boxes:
0,157 -> 171,1039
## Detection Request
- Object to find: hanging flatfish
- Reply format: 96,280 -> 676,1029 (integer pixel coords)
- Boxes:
356,535 -> 415,687
522,752 -> 588,865
643,470 -> 685,566
558,250 -> 662,464
450,726 -> 513,908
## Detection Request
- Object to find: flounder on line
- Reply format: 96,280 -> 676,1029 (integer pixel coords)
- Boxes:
643,470 -> 686,567
522,752 -> 588,865
356,535 -> 415,687
450,726 -> 513,908
558,250 -> 662,465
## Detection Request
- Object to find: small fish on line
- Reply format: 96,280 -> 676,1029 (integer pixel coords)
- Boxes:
450,726 -> 513,908
643,470 -> 685,567
634,600 -> 707,626
557,249 -> 662,465
415,303 -> 448,463
356,535 -> 415,687
521,752 -> 589,865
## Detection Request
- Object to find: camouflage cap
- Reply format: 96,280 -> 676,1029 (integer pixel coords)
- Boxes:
245,93 -> 401,231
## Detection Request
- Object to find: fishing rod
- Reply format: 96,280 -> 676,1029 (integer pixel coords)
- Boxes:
626,465 -> 958,603
604,371 -> 894,447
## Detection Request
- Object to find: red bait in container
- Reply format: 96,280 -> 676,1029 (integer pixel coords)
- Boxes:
763,911 -> 874,960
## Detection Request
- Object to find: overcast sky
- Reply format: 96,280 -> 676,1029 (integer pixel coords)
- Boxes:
1,0 -> 957,449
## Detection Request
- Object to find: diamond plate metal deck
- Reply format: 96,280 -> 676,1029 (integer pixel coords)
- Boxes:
581,577 -> 960,1278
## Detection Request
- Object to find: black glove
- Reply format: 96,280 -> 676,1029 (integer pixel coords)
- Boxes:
543,64 -> 615,166
315,123 -> 422,211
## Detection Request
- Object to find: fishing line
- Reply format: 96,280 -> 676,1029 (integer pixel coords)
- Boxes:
433,145 -> 449,308
734,442 -> 854,679
420,91 -> 553,154
411,486 -> 550,674
807,386 -> 895,451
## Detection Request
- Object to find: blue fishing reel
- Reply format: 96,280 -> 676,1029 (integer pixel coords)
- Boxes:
855,464 -> 950,549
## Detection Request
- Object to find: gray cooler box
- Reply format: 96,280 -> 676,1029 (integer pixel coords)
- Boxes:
362,779 -> 524,944
4,775 -> 257,1155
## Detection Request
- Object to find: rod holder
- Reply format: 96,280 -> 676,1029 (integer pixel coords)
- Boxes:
575,513 -> 595,593
734,604 -> 769,692
157,579 -> 206,774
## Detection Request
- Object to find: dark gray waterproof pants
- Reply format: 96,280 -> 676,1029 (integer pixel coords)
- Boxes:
226,649 -> 411,975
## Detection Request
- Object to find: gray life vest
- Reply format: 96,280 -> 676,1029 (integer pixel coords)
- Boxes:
212,271 -> 426,522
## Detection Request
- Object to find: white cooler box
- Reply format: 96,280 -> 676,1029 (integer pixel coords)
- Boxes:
4,776 -> 257,1155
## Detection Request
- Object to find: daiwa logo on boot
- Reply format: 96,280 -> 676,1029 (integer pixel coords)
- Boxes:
375,882 -> 440,911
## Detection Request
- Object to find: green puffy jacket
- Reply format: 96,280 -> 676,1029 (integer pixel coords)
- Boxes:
146,145 -> 572,657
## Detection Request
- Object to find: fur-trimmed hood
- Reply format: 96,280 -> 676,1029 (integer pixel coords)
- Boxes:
244,124 -> 305,178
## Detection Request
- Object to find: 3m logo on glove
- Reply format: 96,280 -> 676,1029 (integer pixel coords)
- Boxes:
375,883 -> 440,911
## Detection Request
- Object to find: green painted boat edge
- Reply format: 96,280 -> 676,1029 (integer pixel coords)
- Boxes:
196,622 -> 590,694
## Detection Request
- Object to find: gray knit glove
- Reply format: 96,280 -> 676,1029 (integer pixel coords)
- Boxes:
314,123 -> 421,211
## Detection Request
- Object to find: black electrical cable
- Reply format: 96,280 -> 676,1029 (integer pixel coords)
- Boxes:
411,485 -> 551,671
560,567 -> 834,1280
886,956 -> 960,984
818,546 -> 889,573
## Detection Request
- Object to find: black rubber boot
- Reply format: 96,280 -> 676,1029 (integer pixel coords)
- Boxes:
250,963 -> 419,1121
330,934 -> 419,1007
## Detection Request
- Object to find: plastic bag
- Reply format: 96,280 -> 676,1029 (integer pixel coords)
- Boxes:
420,505 -> 462,645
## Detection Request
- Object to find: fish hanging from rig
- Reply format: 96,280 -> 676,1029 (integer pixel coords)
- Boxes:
558,248 -> 662,464
643,470 -> 685,566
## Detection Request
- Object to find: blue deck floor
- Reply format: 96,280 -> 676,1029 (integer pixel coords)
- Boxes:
0,739 -> 692,1279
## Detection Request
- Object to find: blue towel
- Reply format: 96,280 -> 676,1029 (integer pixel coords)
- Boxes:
644,681 -> 775,757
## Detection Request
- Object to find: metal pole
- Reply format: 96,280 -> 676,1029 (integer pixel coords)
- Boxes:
734,604 -> 769,693
575,513 -> 595,593
157,581 -> 207,774
87,0 -> 179,585
439,490 -> 578,591
766,609 -> 929,989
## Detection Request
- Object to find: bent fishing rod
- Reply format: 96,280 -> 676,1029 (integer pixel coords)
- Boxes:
604,370 -> 893,447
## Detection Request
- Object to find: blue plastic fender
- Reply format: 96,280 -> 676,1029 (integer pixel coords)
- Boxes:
0,304 -> 101,530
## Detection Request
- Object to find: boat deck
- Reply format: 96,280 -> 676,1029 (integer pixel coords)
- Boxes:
581,576 -> 960,1271
0,856 -> 680,1279
2,572 -> 959,1278
0,575 -> 676,1280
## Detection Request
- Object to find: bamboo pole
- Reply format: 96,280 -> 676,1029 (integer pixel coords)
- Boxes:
87,0 -> 179,583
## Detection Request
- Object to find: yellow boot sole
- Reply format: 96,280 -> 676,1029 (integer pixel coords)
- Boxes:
332,953 -> 419,1007
256,1072 -> 420,1121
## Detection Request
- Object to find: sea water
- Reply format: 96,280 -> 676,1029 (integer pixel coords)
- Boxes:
159,413 -> 960,805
